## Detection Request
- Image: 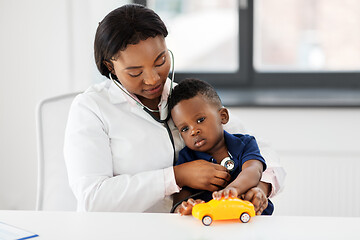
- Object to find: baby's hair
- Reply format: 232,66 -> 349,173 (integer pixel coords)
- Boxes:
168,78 -> 222,113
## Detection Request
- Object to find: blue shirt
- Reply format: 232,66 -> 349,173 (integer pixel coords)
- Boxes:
175,130 -> 274,215
177,131 -> 266,180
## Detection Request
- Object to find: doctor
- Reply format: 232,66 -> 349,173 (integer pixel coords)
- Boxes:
64,4 -> 285,213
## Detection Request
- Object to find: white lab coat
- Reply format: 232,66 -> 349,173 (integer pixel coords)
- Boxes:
64,78 -> 285,212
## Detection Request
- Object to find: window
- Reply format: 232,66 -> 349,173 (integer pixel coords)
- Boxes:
147,0 -> 239,73
136,0 -> 360,106
254,0 -> 360,72
252,0 -> 360,89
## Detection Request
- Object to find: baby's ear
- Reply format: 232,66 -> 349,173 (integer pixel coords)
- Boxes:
219,107 -> 229,124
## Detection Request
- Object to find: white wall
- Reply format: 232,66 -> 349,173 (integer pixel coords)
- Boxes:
0,0 -> 128,210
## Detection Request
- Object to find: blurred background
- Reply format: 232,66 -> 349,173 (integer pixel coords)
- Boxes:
0,0 -> 359,216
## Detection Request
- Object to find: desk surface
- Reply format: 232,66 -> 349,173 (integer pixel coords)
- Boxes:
1,210 -> 359,240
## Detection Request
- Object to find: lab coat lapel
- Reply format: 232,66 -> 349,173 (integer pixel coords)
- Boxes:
108,81 -> 136,106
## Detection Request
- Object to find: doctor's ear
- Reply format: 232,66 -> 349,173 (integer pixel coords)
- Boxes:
103,60 -> 114,74
219,107 -> 229,124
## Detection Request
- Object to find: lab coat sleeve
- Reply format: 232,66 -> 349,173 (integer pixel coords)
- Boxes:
64,94 -> 176,212
223,110 -> 286,198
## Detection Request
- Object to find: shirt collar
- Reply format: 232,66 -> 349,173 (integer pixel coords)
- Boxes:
190,130 -> 243,161
223,130 -> 244,160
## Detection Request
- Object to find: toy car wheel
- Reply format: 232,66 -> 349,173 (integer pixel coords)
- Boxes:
240,212 -> 251,223
202,215 -> 212,226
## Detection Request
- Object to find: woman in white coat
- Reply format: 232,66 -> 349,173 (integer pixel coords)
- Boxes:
64,4 -> 285,213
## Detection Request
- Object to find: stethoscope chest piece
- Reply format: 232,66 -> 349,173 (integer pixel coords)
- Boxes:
220,157 -> 235,171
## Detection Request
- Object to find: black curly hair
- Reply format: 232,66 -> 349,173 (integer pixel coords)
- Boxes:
168,78 -> 222,113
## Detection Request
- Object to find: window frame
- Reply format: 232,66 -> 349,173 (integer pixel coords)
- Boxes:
135,0 -> 360,106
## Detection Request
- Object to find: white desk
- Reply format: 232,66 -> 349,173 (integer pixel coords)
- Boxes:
0,210 -> 359,240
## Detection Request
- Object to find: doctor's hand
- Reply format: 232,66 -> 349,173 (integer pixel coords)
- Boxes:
241,185 -> 268,215
174,160 -> 231,192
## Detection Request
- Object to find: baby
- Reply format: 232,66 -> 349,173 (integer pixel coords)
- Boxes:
168,78 -> 273,215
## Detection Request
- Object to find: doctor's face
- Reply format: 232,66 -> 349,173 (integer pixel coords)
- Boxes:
110,36 -> 171,103
171,95 -> 229,155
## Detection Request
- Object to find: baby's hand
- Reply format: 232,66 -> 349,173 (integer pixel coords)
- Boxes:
212,187 -> 239,200
175,198 -> 205,216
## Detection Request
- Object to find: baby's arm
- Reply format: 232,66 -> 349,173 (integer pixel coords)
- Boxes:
212,159 -> 263,199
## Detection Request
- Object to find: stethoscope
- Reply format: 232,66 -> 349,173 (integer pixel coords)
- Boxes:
220,153 -> 235,172
109,49 -> 176,164
209,152 -> 235,172
109,49 -> 235,171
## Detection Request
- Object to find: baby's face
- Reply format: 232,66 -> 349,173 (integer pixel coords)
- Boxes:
171,95 -> 227,154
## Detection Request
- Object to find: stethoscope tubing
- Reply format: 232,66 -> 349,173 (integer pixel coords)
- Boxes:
110,49 -> 177,164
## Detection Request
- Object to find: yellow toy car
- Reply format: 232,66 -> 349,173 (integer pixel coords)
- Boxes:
192,197 -> 256,226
